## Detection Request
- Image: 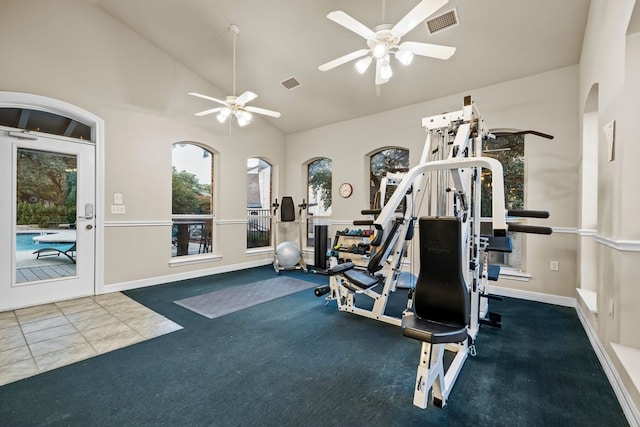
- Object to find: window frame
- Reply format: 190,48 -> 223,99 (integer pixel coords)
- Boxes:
306,157 -> 332,248
170,142 -> 215,260
246,157 -> 273,250
480,133 -> 527,276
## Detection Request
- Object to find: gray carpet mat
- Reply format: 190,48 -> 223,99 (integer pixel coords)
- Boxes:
173,276 -> 317,319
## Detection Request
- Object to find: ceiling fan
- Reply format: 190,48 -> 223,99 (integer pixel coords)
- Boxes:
318,0 -> 456,85
189,25 -> 280,127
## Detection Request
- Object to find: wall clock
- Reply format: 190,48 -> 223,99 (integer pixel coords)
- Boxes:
339,182 -> 353,198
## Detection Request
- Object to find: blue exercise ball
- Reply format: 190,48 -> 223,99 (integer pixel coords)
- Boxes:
276,241 -> 301,268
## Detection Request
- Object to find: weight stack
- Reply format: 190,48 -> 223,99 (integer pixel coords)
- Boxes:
314,225 -> 328,270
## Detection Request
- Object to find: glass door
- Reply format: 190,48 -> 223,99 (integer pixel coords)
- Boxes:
0,130 -> 95,310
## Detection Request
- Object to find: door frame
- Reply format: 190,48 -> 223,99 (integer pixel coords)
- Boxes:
0,91 -> 105,300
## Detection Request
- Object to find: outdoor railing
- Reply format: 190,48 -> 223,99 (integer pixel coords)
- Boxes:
247,208 -> 271,248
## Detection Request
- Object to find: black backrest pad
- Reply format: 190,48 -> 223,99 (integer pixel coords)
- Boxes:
280,196 -> 295,222
368,220 -> 401,274
415,217 -> 469,327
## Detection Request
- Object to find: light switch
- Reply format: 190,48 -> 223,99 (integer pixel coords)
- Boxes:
111,204 -> 126,214
113,192 -> 124,205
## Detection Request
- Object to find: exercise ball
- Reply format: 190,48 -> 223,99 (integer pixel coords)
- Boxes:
397,271 -> 417,289
276,241 -> 301,268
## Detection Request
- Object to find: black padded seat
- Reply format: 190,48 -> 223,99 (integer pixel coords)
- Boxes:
402,316 -> 468,344
343,269 -> 380,291
402,217 -> 470,344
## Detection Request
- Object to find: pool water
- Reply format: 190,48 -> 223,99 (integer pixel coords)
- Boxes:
16,233 -> 73,252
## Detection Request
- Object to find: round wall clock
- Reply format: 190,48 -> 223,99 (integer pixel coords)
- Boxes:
339,182 -> 353,198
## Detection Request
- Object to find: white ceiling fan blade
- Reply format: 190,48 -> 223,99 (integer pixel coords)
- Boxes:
319,48 -> 370,71
194,107 -> 223,117
374,58 -> 389,86
236,90 -> 258,105
398,41 -> 456,60
327,11 -> 376,40
245,106 -> 281,118
188,92 -> 227,105
392,0 -> 449,37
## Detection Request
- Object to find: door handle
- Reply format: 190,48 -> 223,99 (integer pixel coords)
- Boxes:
78,203 -> 94,220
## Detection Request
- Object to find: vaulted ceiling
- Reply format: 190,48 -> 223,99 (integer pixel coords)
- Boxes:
94,0 -> 591,134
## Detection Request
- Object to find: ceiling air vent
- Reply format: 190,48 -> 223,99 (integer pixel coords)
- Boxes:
425,8 -> 459,35
281,77 -> 301,90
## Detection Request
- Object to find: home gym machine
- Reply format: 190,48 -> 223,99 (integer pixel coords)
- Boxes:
318,96 -> 552,410
272,196 -> 308,274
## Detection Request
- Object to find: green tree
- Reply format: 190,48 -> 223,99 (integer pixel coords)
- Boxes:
369,148 -> 409,208
172,167 -> 211,214
481,134 -> 524,217
308,158 -> 332,211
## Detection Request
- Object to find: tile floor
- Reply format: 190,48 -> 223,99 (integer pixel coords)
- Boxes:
0,292 -> 182,386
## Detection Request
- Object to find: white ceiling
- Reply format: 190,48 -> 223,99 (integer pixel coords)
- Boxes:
94,0 -> 591,134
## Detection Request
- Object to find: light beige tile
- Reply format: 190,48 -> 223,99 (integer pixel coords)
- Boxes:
55,297 -> 95,308
0,330 -> 27,353
64,306 -> 109,323
93,293 -> 132,307
105,299 -> 145,314
16,306 -> 63,324
71,313 -> 121,331
81,321 -> 136,343
24,323 -> 78,345
0,345 -> 32,367
15,303 -> 58,317
111,305 -> 155,322
58,300 -> 102,315
0,316 -> 19,331
29,332 -> 88,358
0,311 -> 17,321
131,319 -> 183,339
20,314 -> 70,334
0,358 -> 39,386
91,329 -> 144,354
35,342 -> 97,373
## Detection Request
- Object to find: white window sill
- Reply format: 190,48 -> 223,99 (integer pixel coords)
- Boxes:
576,288 -> 598,315
611,343 -> 640,396
245,247 -> 274,256
497,268 -> 531,282
169,253 -> 222,267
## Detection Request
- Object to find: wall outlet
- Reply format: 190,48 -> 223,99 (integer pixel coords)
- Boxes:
111,204 -> 126,214
550,260 -> 559,271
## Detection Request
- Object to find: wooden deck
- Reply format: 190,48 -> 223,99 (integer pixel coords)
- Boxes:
16,263 -> 76,284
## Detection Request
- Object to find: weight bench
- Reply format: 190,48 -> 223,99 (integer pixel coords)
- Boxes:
402,217 -> 471,409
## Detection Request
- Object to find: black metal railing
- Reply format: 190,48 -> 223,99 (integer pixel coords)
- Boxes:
247,208 -> 271,248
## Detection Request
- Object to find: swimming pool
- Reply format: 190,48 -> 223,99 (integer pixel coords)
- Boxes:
16,233 -> 73,252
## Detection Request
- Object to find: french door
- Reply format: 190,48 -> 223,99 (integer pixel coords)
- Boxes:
0,129 -> 95,311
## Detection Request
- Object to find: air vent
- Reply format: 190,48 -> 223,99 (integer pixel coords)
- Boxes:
425,8 -> 459,35
281,77 -> 301,90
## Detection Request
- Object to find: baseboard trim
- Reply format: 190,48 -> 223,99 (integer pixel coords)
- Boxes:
102,258 -> 273,293
575,303 -> 640,427
491,285 -> 639,426
488,285 -> 575,307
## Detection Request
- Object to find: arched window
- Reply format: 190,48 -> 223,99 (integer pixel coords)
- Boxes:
369,147 -> 409,209
306,158 -> 332,247
246,158 -> 272,249
171,143 -> 214,257
480,134 -> 525,271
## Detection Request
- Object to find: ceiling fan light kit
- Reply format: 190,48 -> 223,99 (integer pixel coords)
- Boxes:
188,24 -> 280,127
318,0 -> 456,85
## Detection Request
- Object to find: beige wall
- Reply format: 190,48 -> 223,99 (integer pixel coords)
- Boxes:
578,0 -> 640,417
286,66 -> 580,297
0,0 -> 286,289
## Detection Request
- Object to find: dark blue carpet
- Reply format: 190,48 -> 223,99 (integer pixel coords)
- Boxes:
0,265 -> 629,426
